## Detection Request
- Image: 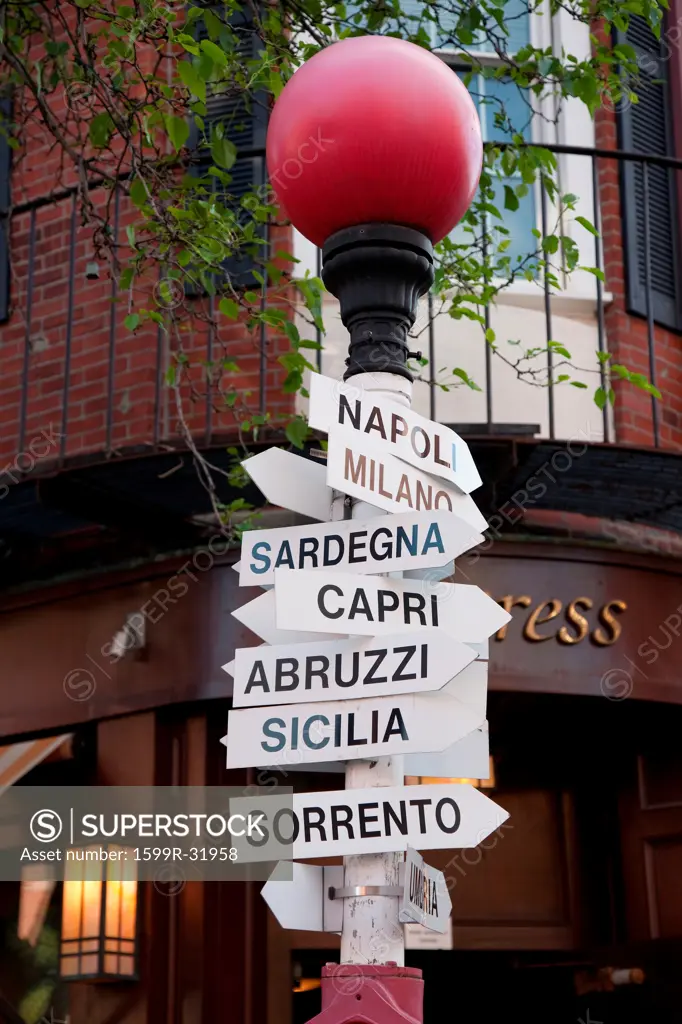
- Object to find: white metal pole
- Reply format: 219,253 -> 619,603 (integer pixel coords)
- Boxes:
332,370 -> 413,967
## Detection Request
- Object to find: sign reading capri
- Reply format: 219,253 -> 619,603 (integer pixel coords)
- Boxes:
237,509 -> 482,586
273,568 -> 511,644
228,784 -> 509,861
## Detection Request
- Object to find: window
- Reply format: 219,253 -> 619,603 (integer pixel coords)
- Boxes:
0,95 -> 10,323
187,4 -> 269,292
454,70 -> 536,267
617,15 -> 682,331
446,1 -> 536,267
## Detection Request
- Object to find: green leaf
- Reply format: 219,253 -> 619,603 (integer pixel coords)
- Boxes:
178,60 -> 206,103
200,39 -> 227,68
129,178 -> 147,208
595,386 -> 608,410
124,313 -> 140,331
164,115 -> 190,152
219,297 -> 239,319
283,320 -> 301,347
503,185 -> 519,212
575,215 -> 599,236
210,136 -> 236,169
89,113 -> 113,148
570,380 -> 588,388
285,417 -> 309,449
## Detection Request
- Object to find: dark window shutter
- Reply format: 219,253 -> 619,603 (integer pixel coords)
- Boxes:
617,16 -> 682,331
187,5 -> 268,293
0,96 -> 11,323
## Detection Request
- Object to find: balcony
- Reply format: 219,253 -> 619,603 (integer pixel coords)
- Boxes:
0,144 -> 680,586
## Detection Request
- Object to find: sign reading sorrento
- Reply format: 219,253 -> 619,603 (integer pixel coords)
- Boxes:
273,568 -> 511,644
228,783 -> 509,861
237,509 -> 482,587
225,629 -> 478,707
308,371 -> 482,494
326,427 -> 487,533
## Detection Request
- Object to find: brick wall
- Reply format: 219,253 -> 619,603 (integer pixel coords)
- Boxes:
595,105 -> 682,450
0,46 -> 297,473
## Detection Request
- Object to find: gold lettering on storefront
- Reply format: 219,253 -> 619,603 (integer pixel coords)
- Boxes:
494,596 -> 628,646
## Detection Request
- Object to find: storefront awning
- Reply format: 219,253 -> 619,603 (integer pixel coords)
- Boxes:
0,733 -> 73,798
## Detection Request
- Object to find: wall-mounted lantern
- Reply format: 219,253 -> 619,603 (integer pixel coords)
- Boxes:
60,846 -> 138,981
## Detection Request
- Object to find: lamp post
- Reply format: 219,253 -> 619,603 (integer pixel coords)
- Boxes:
267,34 -> 482,1024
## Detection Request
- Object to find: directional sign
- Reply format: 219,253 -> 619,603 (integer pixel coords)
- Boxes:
241,447 -> 332,521
278,723 -> 490,777
327,427 -> 487,533
225,630 -> 478,707
222,674 -> 486,769
261,862 -> 343,932
309,372 -> 482,494
228,783 -> 510,861
400,848 -> 452,933
238,509 -> 481,587
274,568 -> 511,644
232,589 -> 343,646
405,723 -> 490,779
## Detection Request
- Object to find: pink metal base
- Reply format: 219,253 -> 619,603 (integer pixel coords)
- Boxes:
306,963 -> 423,1024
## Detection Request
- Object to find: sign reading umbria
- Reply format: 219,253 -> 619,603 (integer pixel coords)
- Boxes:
237,509 -> 482,586
308,371 -> 482,494
327,427 -> 487,533
400,847 -> 452,934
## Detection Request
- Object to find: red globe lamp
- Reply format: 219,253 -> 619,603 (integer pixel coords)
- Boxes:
266,35 -> 482,381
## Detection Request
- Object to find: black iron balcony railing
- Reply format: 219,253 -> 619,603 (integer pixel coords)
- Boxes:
0,142 -> 680,585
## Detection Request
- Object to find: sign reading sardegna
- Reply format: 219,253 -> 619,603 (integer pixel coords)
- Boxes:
237,509 -> 482,586
227,371 -> 510,931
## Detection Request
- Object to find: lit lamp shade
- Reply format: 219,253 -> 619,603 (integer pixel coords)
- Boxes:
60,846 -> 138,981
266,35 -> 483,246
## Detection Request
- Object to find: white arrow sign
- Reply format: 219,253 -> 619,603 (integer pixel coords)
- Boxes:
273,568 -> 510,644
327,427 -> 487,533
221,670 -> 486,769
232,589 -> 343,645
309,372 -> 482,494
405,724 -> 490,779
277,723 -> 490,777
225,630 -> 478,707
238,509 -> 481,587
261,862 -> 344,932
241,447 -> 332,521
228,783 -> 509,861
400,847 -> 452,933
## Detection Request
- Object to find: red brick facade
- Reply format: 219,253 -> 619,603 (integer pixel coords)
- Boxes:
0,81 -> 296,472
595,105 -> 682,451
